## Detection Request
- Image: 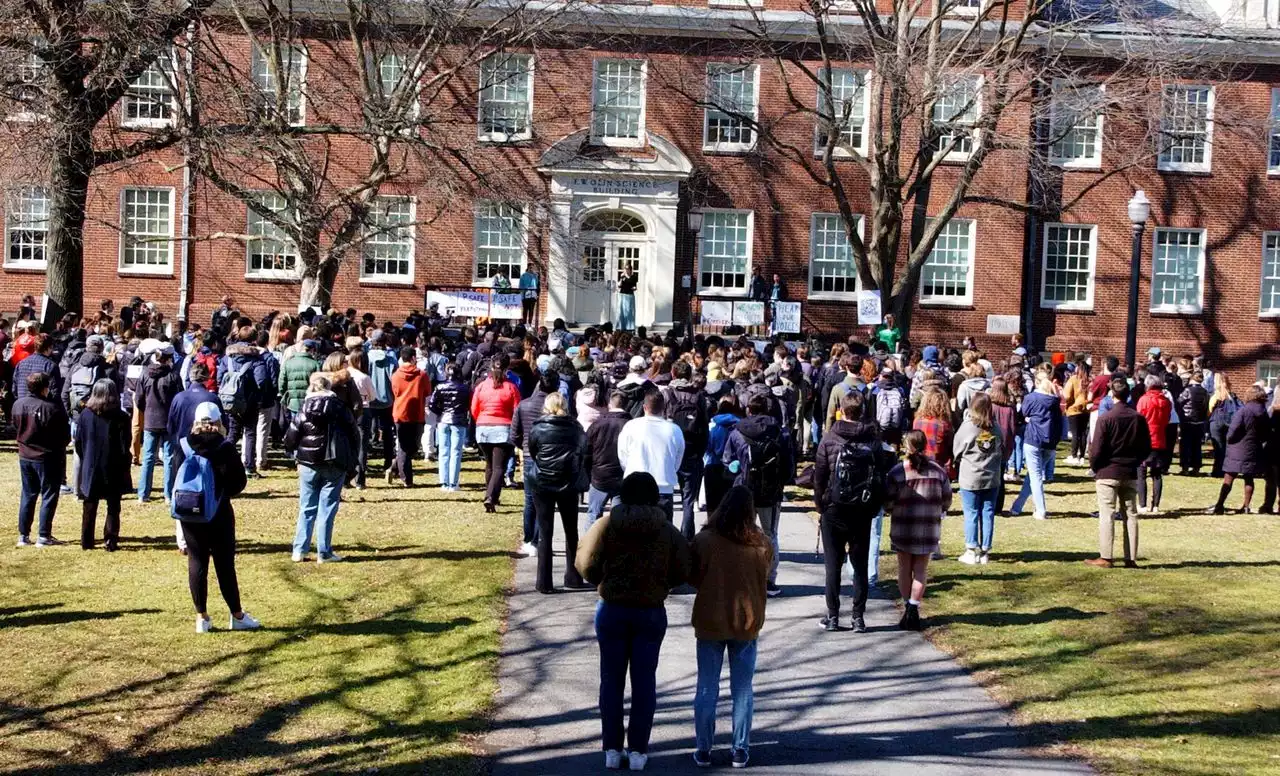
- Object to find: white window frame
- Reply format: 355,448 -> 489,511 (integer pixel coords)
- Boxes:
708,0 -> 764,8
472,201 -> 527,285
1048,80 -> 1104,170
932,75 -> 982,163
1269,89 -> 1280,175
9,44 -> 45,122
121,50 -> 178,129
361,195 -> 416,284
807,212 -> 863,301
590,59 -> 647,148
1258,360 -> 1280,389
4,185 -> 49,270
948,0 -> 986,16
244,193 -> 298,281
118,187 -> 175,275
375,51 -> 421,128
251,42 -> 307,127
477,52 -> 534,143
702,63 -> 760,154
1157,85 -> 1214,174
919,218 -> 976,306
814,68 -> 871,159
696,208 -> 754,295
1150,227 -> 1206,315
1261,232 -> 1280,317
1039,222 -> 1097,311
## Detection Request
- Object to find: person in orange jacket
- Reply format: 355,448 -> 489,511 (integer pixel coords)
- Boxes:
1135,374 -> 1172,514
389,345 -> 431,487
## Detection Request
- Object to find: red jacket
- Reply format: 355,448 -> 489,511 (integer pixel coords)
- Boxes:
470,377 -> 521,427
1136,390 -> 1172,450
391,364 -> 430,423
10,333 -> 36,366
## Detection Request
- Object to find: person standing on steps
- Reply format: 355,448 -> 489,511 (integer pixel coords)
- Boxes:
74,379 -> 132,551
1135,374 -> 1172,514
617,266 -> 638,332
689,485 -> 771,770
13,372 -> 70,548
529,392 -> 591,594
519,266 -> 540,325
813,391 -> 894,632
885,430 -> 952,631
1211,384 -> 1269,515
723,393 -> 793,598
1087,378 -> 1150,569
954,393 -> 1003,566
575,472 -> 691,773
389,345 -> 430,488
471,356 -> 522,513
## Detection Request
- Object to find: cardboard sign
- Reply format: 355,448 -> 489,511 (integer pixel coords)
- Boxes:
773,301 -> 802,334
733,301 -> 766,327
856,290 -> 882,326
701,300 -> 733,326
490,292 -> 523,320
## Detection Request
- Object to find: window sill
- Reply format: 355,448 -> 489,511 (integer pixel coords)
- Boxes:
245,274 -> 301,284
813,147 -> 866,161
1149,307 -> 1203,316
708,0 -> 763,7
1049,159 -> 1102,172
2,264 -> 46,274
359,278 -> 416,288
807,292 -> 859,303
1040,302 -> 1095,313
591,136 -> 646,149
118,268 -> 175,278
478,133 -> 533,145
122,119 -> 175,131
702,144 -> 757,156
919,300 -> 975,309
1260,311 -> 1280,319
1156,164 -> 1212,176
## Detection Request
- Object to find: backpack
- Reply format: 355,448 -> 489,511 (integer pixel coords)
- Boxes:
195,352 -> 218,391
68,362 -> 102,414
218,361 -> 257,417
744,434 -> 783,504
829,440 -> 887,509
666,388 -> 706,445
171,438 -> 221,523
875,386 -> 906,431
619,381 -> 649,419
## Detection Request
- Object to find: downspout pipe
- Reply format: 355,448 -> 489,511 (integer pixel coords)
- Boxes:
177,22 -> 196,329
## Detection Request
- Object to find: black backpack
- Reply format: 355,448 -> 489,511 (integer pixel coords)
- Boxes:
830,440 -> 886,508
745,434 -> 783,504
666,388 -> 706,446
619,382 -> 649,419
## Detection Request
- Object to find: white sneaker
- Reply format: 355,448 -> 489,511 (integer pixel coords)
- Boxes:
1033,511 -> 1048,521
291,551 -> 305,563
16,536 -> 32,548
979,552 -> 990,565
230,612 -> 261,631
518,542 -> 537,558
195,616 -> 213,634
957,549 -> 979,565
317,552 -> 344,564
1149,506 -> 1160,515
628,752 -> 648,771
605,750 -> 624,770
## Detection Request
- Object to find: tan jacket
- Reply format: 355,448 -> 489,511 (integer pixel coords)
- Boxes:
575,504 -> 691,608
690,530 -> 772,642
1063,374 -> 1089,417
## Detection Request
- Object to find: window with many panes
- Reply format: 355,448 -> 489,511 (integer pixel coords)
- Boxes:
1049,82 -> 1103,167
377,52 -> 419,124
809,213 -> 861,299
11,44 -> 45,120
252,42 -> 306,126
1269,89 -> 1280,173
474,202 -> 525,282
932,76 -> 980,160
245,194 -> 296,278
1262,233 -> 1280,316
1258,361 -> 1280,389
363,196 -> 414,282
123,53 -> 175,127
816,69 -> 869,157
479,53 -> 533,141
704,63 -> 757,152
1158,85 -> 1213,172
1151,228 -> 1204,313
591,59 -> 645,146
120,188 -> 173,272
5,186 -> 49,268
920,219 -> 975,304
1040,223 -> 1096,310
698,210 -> 752,292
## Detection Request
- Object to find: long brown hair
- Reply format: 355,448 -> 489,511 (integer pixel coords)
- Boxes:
704,486 -> 765,546
902,429 -> 929,472
968,392 -> 994,430
917,388 -> 950,421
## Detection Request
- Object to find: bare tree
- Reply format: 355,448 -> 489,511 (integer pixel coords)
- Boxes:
0,0 -> 214,320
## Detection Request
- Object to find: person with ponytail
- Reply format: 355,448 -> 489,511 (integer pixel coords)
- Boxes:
885,429 -> 952,631
470,354 -> 521,512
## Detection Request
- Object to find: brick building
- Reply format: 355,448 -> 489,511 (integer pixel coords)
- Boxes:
5,0 -> 1280,386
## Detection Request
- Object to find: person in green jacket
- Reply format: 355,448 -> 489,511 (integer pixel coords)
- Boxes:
873,313 -> 902,354
278,339 -> 322,418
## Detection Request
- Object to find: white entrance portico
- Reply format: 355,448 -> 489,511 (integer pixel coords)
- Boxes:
538,131 -> 692,328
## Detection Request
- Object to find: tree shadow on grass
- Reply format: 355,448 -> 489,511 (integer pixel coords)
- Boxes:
0,604 -> 162,629
344,549 -> 518,563
928,607 -> 1104,628
309,615 -> 478,637
1001,551 -> 1097,563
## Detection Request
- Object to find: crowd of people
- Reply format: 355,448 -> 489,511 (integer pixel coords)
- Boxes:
1,290 -> 1274,770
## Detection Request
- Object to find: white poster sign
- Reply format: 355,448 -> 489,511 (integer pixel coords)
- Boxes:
701,300 -> 733,326
491,292 -> 523,320
426,289 -> 460,313
733,301 -> 766,327
856,290 -> 882,326
455,290 -> 492,317
773,301 -> 802,334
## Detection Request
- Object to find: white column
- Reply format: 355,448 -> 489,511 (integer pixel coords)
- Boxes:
649,197 -> 678,328
546,195 -> 574,325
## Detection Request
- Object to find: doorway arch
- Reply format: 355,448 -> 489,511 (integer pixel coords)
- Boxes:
574,208 -> 650,326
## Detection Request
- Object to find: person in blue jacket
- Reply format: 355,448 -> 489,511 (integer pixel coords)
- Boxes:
1009,372 -> 1064,520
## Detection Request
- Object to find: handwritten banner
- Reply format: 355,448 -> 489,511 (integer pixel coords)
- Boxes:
772,301 -> 802,334
701,300 -> 733,327
490,292 -> 524,319
733,301 -> 766,327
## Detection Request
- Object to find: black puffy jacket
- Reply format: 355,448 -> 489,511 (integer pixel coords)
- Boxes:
529,414 -> 587,493
284,391 -> 358,469
428,379 -> 472,426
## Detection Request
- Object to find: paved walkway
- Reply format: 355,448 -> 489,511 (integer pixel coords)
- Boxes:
484,502 -> 1091,775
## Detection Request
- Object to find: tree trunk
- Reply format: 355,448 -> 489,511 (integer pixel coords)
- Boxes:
299,257 -> 339,313
45,129 -> 95,324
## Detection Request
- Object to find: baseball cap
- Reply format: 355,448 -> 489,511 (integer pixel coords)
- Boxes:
194,402 -> 222,424
1012,346 -> 1027,356
301,338 -> 320,350
922,345 -> 940,362
1147,346 -> 1162,356
536,354 -> 552,372
629,355 -> 646,371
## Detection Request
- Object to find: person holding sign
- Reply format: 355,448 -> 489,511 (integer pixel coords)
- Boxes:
519,268 -> 540,325
618,266 -> 638,332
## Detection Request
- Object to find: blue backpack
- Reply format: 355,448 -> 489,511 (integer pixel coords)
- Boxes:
172,438 -> 221,523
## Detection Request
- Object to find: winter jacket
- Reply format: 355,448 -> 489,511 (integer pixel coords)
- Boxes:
185,430 -> 248,524
168,384 -> 221,471
218,344 -> 275,412
690,529 -> 772,642
117,342 -> 143,413
136,362 -> 184,432
13,352 -> 60,403
1224,400 -> 1269,476
1136,390 -> 1172,451
575,503 -> 692,609
391,363 -> 430,424
74,407 -> 133,499
1089,402 -> 1152,481
813,420 -> 892,515
585,409 -> 630,492
278,353 -> 321,414
955,377 -> 991,420
1062,374 -> 1090,417
284,390 -> 358,469
704,412 -> 740,468
991,403 -> 1017,466
511,388 -> 552,457
12,394 -> 70,460
665,379 -> 708,469
953,420 -> 1004,492
366,348 -> 397,410
61,352 -> 114,416
1020,391 -> 1064,450
617,414 -> 686,495
428,379 -> 472,427
723,413 -> 794,499
529,414 -> 588,493
471,377 -> 522,428
1179,383 -> 1210,424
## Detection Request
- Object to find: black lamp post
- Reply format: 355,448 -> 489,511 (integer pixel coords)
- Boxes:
1124,190 -> 1151,372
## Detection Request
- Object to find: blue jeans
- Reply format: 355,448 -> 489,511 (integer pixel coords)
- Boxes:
843,509 -> 883,586
678,458 -> 704,541
294,463 -> 344,556
960,488 -> 997,552
437,423 -> 466,487
18,456 -> 63,539
521,459 -> 540,544
618,293 -> 636,331
1011,444 -> 1051,516
1008,433 -> 1024,474
595,601 -> 666,754
586,484 -> 618,527
137,430 -> 173,502
694,639 -> 757,755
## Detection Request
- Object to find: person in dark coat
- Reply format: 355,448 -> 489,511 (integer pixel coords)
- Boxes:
218,335 -> 273,477
1211,384 -> 1269,514
512,371 -> 559,551
1260,391 -> 1280,514
528,391 -> 590,594
285,373 -> 358,563
1087,378 -> 1151,568
13,372 -> 70,546
13,334 -> 61,403
135,349 -> 184,503
584,390 -> 631,528
74,379 -> 132,551
723,394 -> 794,597
1178,371 -> 1210,475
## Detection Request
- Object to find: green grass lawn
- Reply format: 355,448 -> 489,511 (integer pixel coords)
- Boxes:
0,440 -> 519,775
919,454 -> 1280,776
